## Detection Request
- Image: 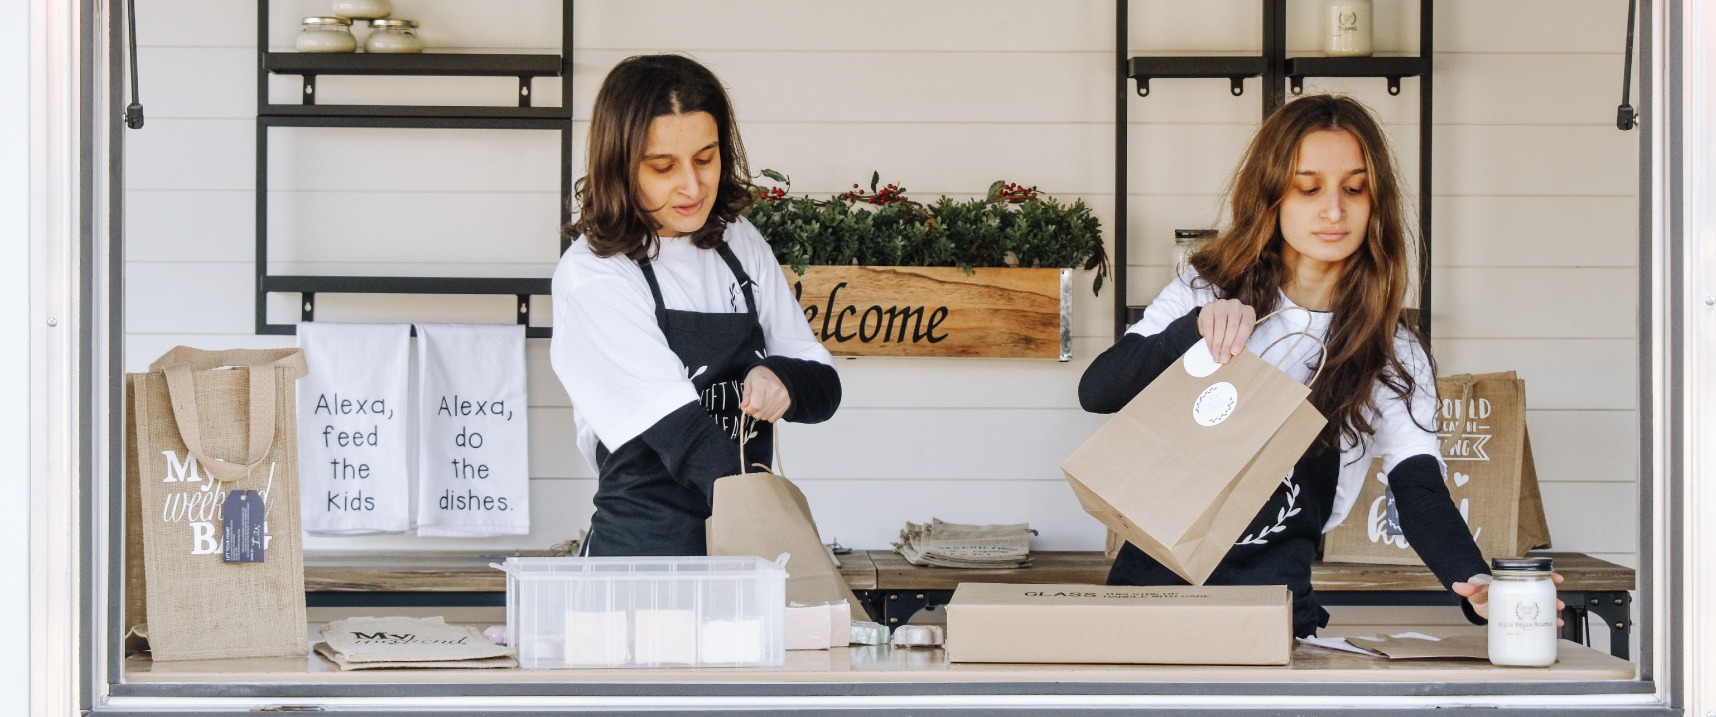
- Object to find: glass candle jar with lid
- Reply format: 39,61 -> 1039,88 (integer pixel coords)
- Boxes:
331,0 -> 392,21
296,17 -> 356,53
1486,557 -> 1559,667
1322,0 -> 1374,57
364,18 -> 422,54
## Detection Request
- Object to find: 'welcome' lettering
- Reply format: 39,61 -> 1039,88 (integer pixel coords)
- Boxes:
793,281 -> 949,344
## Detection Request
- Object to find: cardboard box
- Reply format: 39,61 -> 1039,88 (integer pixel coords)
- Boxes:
944,582 -> 1292,665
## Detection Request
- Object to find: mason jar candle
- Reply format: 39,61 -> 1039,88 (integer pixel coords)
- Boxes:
295,17 -> 356,53
331,0 -> 392,21
364,18 -> 423,54
1322,0 -> 1374,57
1487,557 -> 1559,667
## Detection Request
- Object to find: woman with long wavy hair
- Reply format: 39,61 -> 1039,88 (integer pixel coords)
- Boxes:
1079,94 -> 1559,637
550,55 -> 841,556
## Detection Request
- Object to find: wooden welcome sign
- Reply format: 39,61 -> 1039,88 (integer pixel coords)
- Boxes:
781,265 -> 1069,359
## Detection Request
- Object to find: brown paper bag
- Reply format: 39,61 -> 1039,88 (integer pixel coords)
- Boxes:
707,421 -> 862,609
1322,371 -> 1552,565
1062,340 -> 1328,585
126,347 -> 310,661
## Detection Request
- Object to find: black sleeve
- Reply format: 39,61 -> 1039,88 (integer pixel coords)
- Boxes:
1390,453 -> 1493,623
756,355 -> 842,424
1077,308 -> 1205,414
636,401 -> 742,506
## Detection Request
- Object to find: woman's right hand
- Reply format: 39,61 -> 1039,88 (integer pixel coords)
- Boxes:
1197,299 -> 1257,364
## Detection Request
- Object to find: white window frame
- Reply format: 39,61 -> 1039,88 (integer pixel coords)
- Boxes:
17,0 -> 1710,712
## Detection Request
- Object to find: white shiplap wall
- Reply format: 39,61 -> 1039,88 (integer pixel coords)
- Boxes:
125,0 -> 1640,583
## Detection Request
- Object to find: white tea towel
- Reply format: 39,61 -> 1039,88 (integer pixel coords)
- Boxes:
297,322 -> 412,534
414,323 -> 531,536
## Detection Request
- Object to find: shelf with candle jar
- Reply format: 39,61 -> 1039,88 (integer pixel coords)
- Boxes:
1110,0 -> 1435,343
252,0 -> 574,338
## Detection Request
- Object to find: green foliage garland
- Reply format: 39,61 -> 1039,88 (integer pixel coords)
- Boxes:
746,170 -> 1110,295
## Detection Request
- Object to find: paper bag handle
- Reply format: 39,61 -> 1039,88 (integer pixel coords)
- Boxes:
1254,306 -> 1330,387
150,347 -> 307,483
735,413 -> 785,476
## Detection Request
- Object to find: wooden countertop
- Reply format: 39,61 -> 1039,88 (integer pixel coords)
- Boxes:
123,640 -> 1636,685
302,550 -> 1630,595
303,549 -> 879,592
868,551 -> 1636,592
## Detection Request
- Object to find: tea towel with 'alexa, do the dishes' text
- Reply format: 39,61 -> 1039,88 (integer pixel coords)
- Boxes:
414,323 -> 530,536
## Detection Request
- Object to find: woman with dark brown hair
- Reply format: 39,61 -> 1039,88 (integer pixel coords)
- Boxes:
1079,95 -> 1559,637
550,54 -> 840,556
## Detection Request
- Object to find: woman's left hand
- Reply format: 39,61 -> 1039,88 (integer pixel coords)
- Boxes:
741,365 -> 791,423
1452,572 -> 1566,625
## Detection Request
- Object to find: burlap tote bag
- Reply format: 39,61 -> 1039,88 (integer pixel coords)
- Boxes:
127,346 -> 310,661
1322,370 -> 1552,565
707,417 -> 862,609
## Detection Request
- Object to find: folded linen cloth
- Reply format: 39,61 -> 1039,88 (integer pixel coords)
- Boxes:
893,518 -> 1035,568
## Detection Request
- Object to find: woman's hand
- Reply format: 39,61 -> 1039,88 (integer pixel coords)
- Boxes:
741,364 -> 791,423
1197,299 -> 1257,364
1452,572 -> 1567,626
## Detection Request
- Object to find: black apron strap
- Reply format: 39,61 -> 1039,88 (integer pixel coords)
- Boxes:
715,243 -> 759,319
637,257 -> 670,330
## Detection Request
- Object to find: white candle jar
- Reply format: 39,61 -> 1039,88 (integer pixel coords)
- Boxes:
295,17 -> 356,54
1323,0 -> 1373,57
365,18 -> 423,54
1487,557 -> 1559,667
332,0 -> 392,21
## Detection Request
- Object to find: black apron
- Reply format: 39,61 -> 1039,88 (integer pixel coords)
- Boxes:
1107,445 -> 1341,637
583,243 -> 771,557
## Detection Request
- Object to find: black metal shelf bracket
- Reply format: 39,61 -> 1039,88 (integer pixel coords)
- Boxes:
1128,56 -> 1267,97
1285,57 -> 1426,96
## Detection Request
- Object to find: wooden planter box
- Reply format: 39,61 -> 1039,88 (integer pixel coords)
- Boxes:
780,265 -> 1071,360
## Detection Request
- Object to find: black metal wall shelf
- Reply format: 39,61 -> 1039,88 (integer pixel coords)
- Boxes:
1285,56 -> 1426,95
261,276 -> 554,339
1113,0 -> 1434,342
1129,56 -> 1268,97
263,52 -> 562,77
254,0 -> 572,337
260,105 -> 569,120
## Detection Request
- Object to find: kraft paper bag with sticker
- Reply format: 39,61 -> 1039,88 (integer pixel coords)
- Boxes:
708,417 -> 862,610
1322,371 -> 1551,565
1063,320 -> 1328,585
126,347 -> 310,661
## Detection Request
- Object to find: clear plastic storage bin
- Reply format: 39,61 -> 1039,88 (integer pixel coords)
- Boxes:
494,555 -> 788,669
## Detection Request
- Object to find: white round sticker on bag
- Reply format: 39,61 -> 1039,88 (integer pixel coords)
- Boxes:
1192,381 -> 1238,426
1183,339 -> 1223,378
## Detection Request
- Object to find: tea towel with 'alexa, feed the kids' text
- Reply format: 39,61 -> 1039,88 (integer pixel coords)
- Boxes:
296,322 -> 412,534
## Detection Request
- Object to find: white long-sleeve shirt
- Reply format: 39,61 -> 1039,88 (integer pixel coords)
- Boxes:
549,217 -> 834,469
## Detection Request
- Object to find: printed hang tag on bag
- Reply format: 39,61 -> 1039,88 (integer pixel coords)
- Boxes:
222,489 -> 265,563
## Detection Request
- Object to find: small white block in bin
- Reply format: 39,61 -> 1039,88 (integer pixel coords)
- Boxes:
699,618 -> 765,664
566,610 -> 628,666
634,609 -> 698,664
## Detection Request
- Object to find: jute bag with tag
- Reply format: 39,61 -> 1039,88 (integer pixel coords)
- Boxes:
1065,310 -> 1329,585
127,347 -> 310,661
707,417 -> 863,609
1322,371 -> 1551,564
